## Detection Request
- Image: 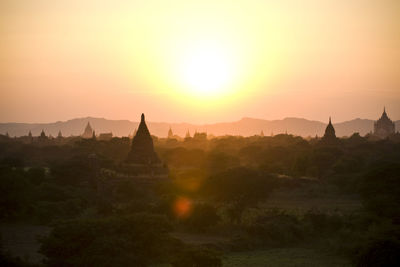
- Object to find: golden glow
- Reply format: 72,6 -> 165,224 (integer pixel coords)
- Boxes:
177,41 -> 234,98
1,1 -> 400,123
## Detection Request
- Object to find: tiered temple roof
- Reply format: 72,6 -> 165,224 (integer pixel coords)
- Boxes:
374,107 -> 395,139
321,117 -> 338,145
82,122 -> 94,138
126,114 -> 160,164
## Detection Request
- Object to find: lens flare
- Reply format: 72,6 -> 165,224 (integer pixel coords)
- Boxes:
173,196 -> 192,218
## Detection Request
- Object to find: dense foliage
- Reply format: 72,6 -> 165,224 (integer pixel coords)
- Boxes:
0,133 -> 399,266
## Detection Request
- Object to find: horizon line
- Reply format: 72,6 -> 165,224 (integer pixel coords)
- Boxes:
1,114 -> 399,126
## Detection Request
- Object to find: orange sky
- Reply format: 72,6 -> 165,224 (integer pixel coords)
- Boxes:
1,0 -> 399,123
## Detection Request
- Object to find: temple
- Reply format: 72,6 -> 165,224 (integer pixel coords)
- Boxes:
374,107 -> 395,139
28,131 -> 33,143
321,117 -> 338,145
82,122 -> 94,139
38,129 -> 48,142
126,113 -> 161,164
168,127 -> 174,139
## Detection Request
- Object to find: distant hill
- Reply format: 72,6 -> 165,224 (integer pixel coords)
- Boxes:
1,117 -> 399,138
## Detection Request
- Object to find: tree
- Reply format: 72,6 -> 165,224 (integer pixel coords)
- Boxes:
0,167 -> 30,219
360,162 -> 400,220
40,214 -> 177,267
203,167 -> 276,223
171,247 -> 221,267
183,203 -> 220,232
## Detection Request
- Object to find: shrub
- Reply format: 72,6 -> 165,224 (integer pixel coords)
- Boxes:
171,247 -> 222,267
354,238 -> 400,267
246,211 -> 304,247
182,203 -> 220,232
360,163 -> 400,220
40,213 -> 175,267
202,167 -> 276,223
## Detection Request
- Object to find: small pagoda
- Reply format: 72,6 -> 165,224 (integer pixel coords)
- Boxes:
374,107 -> 395,139
320,117 -> 339,145
82,122 -> 94,139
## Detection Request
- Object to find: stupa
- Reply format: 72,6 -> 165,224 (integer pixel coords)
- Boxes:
320,117 -> 339,145
374,107 -> 395,139
82,122 -> 94,139
126,113 -> 160,164
123,114 -> 167,178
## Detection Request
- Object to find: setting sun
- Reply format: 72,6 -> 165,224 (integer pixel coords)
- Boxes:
178,41 -> 233,97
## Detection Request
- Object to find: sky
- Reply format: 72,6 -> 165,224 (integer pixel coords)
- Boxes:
1,0 -> 400,124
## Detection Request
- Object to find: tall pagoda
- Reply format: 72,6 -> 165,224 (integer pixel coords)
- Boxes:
168,127 -> 174,139
82,122 -> 94,139
126,113 -> 161,165
320,117 -> 338,145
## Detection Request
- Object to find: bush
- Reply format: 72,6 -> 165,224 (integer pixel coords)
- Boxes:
354,238 -> 400,267
182,203 -> 220,232
0,252 -> 34,267
246,211 -> 304,247
202,167 -> 276,223
0,167 -> 30,219
40,213 -> 176,267
360,163 -> 400,220
171,247 -> 222,267
26,167 -> 46,186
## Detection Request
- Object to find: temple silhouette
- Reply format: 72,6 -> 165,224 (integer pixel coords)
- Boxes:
374,107 -> 396,139
38,129 -> 48,142
122,113 -> 167,178
126,113 -> 161,164
168,127 -> 174,139
82,122 -> 94,139
320,117 -> 339,145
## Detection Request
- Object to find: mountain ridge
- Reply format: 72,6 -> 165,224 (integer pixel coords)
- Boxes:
1,117 -> 399,138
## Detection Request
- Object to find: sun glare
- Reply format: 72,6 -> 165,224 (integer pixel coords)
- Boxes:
177,41 -> 234,98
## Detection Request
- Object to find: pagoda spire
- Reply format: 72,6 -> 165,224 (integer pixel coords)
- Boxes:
126,113 -> 160,164
321,117 -> 337,144
168,126 -> 173,138
185,129 -> 191,138
82,122 -> 94,138
374,106 -> 395,139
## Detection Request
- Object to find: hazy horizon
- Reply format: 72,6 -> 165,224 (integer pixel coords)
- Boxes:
2,113 -> 399,139
1,109 -> 399,125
